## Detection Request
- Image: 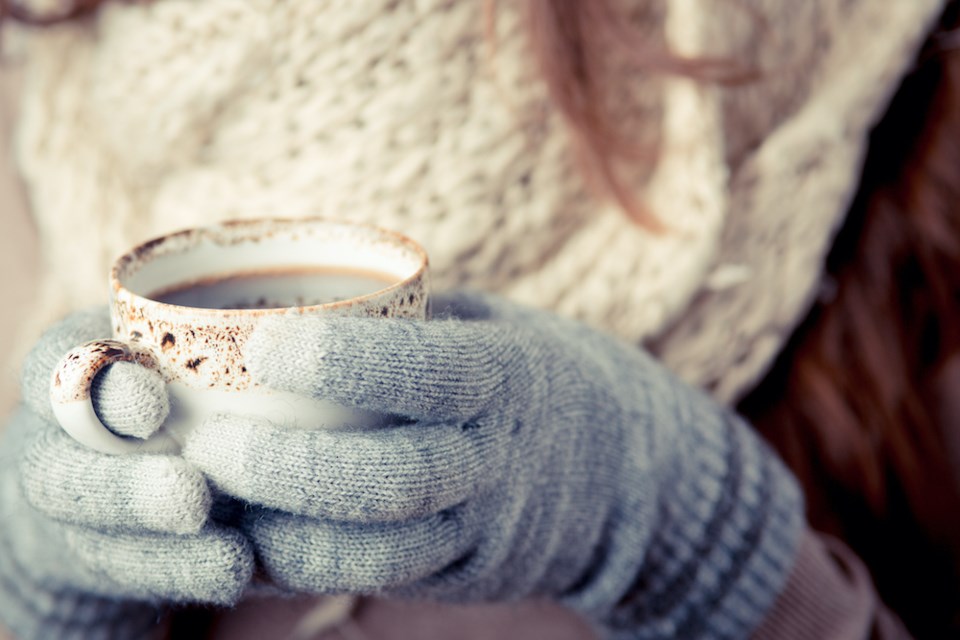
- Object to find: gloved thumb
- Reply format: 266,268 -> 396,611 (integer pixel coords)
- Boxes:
91,361 -> 169,439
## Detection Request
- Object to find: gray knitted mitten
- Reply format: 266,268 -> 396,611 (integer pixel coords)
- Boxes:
182,291 -> 805,639
0,309 -> 254,640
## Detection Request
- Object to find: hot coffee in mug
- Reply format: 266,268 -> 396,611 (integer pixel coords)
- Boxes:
50,218 -> 430,455
151,266 -> 397,310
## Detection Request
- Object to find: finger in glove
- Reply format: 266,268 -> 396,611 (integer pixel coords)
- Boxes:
183,413 -> 510,523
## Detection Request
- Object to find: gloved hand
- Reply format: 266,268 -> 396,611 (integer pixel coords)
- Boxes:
181,291 -> 805,639
0,309 -> 254,640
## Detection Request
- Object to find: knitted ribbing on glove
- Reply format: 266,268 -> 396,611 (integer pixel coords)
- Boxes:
7,0 -> 944,402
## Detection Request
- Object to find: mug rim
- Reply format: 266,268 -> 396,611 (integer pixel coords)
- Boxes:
110,217 -> 430,317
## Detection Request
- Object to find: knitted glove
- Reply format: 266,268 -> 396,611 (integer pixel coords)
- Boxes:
0,309 -> 254,640
181,291 -> 805,639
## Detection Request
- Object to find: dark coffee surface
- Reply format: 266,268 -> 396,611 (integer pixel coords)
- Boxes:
150,267 -> 396,309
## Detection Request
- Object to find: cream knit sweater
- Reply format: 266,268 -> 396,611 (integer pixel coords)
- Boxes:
8,0 -> 944,403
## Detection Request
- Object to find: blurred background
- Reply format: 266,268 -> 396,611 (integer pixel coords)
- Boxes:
0,62 -> 37,420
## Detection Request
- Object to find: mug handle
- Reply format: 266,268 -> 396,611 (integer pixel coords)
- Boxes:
49,339 -> 180,455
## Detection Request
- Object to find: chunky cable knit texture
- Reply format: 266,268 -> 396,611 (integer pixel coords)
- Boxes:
7,0 -> 944,403
178,292 -> 804,638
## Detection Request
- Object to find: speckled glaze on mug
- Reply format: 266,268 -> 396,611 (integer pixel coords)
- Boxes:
50,218 -> 430,455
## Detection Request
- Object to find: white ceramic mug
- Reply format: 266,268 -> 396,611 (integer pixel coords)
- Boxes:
50,218 -> 430,455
